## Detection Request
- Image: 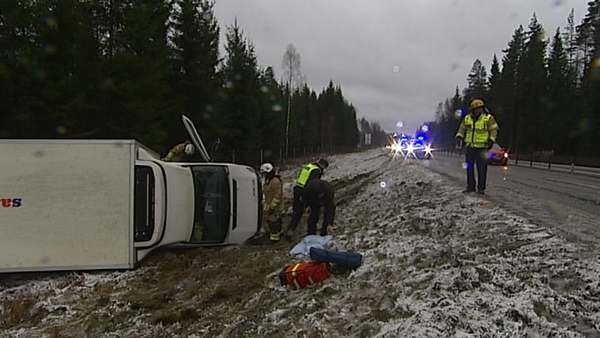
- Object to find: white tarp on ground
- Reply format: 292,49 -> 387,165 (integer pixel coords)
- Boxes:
289,235 -> 332,256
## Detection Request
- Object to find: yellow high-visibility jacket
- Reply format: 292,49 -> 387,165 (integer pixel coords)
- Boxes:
295,163 -> 321,187
162,142 -> 187,162
456,113 -> 499,148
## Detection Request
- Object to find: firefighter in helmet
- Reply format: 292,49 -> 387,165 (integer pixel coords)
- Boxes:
260,163 -> 283,242
162,139 -> 195,162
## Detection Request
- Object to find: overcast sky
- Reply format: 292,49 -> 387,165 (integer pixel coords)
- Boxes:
212,0 -> 588,135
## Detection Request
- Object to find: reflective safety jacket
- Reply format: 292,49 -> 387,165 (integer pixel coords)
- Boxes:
162,142 -> 188,162
264,176 -> 283,211
295,163 -> 322,188
456,113 -> 499,148
263,175 -> 283,221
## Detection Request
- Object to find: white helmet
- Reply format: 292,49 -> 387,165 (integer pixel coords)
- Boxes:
184,143 -> 195,156
260,163 -> 273,173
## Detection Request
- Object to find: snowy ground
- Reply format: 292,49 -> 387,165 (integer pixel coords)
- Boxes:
2,148 -> 600,337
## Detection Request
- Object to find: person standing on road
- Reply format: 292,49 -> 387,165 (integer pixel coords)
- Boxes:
455,99 -> 499,195
284,158 -> 329,241
162,139 -> 195,162
260,163 -> 284,242
301,179 -> 336,237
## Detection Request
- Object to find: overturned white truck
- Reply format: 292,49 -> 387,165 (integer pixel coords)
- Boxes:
0,116 -> 262,272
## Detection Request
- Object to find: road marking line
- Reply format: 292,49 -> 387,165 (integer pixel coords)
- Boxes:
546,178 -> 600,189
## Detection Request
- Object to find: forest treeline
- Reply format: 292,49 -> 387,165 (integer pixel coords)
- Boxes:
428,2 -> 600,158
0,0 -> 368,165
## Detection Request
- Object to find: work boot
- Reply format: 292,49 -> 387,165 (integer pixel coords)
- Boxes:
268,220 -> 282,236
476,190 -> 485,195
269,231 -> 281,242
462,189 -> 475,193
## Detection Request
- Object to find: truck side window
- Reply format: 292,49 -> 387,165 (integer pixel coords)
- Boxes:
134,166 -> 155,242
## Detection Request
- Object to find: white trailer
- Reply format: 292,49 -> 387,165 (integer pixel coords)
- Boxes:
0,121 -> 261,273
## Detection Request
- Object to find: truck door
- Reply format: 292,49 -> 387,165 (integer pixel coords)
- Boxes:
182,115 -> 211,162
188,165 -> 230,244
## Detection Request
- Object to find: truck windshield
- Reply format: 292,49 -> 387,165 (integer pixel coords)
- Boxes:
189,166 -> 230,244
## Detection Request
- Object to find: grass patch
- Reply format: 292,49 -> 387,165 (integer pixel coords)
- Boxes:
0,293 -> 48,329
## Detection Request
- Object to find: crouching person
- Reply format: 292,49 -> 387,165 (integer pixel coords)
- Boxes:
260,163 -> 283,242
302,179 -> 336,237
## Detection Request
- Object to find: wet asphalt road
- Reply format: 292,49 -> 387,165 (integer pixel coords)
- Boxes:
415,152 -> 600,248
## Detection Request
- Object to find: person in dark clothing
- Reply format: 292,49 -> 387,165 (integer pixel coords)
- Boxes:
301,179 -> 336,237
284,158 -> 329,241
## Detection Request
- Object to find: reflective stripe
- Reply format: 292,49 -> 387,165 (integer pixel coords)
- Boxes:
471,141 -> 489,147
269,198 -> 280,209
291,263 -> 302,277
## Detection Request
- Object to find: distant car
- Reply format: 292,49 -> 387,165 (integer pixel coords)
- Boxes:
408,140 -> 432,160
488,143 -> 509,165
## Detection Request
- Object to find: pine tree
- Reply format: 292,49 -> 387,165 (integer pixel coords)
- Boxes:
432,87 -> 464,149
257,66 -> 286,160
218,20 -> 262,163
447,88 -> 464,145
576,0 -> 599,71
486,55 -> 504,136
169,0 -> 221,144
317,81 -> 337,149
292,84 -> 319,149
463,59 -> 488,101
497,25 -> 526,151
547,28 -> 578,154
314,81 -> 359,150
103,0 -> 172,148
0,0 -> 108,138
517,14 -> 548,153
341,103 -> 360,148
488,54 -> 501,93
0,0 -> 44,137
563,8 -> 583,80
575,0 -> 600,156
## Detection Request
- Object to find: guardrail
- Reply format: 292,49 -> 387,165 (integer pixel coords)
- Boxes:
511,159 -> 600,178
434,149 -> 600,179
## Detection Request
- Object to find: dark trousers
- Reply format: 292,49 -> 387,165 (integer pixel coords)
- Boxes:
465,147 -> 488,191
287,186 -> 304,231
306,204 -> 327,236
